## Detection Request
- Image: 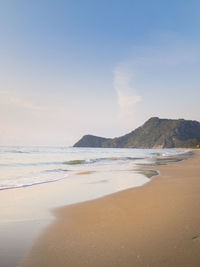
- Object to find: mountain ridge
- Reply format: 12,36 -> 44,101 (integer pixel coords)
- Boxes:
73,117 -> 200,148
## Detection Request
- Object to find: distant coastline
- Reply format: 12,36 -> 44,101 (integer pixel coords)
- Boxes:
74,117 -> 200,149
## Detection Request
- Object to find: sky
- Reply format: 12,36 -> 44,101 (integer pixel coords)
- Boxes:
0,0 -> 200,146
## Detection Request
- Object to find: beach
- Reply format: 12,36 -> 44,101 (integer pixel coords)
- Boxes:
1,1 -> 200,266
20,150 -> 200,267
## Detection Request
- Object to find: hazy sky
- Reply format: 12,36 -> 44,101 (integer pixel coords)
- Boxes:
1,0 -> 200,145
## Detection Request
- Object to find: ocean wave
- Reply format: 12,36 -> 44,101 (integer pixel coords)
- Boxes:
43,168 -> 68,173
149,152 -> 162,157
0,161 -> 64,167
0,150 -> 31,154
65,160 -> 87,165
0,175 -> 69,191
64,156 -> 145,165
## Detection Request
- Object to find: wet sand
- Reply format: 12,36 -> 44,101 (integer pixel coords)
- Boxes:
21,151 -> 200,267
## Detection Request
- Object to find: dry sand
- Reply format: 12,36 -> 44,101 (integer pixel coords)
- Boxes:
21,151 -> 200,267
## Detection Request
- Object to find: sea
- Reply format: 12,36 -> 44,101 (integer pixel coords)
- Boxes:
0,146 -> 191,267
0,146 -> 188,191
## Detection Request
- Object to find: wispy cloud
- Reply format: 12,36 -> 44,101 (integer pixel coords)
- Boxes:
114,65 -> 141,119
113,37 -> 199,124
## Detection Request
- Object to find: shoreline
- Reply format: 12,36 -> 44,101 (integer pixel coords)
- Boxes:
2,148 -> 178,267
0,148 -> 190,192
21,150 -> 200,267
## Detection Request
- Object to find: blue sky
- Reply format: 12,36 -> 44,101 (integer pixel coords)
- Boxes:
0,0 -> 200,145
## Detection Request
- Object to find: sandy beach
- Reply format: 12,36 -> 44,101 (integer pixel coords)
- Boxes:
1,1 -> 200,266
21,150 -> 200,267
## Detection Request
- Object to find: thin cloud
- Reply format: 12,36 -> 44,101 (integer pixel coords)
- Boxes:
114,66 -> 141,119
0,90 -> 67,113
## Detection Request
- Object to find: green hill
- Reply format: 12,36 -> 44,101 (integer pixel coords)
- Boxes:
73,117 -> 200,148
73,135 -> 111,148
